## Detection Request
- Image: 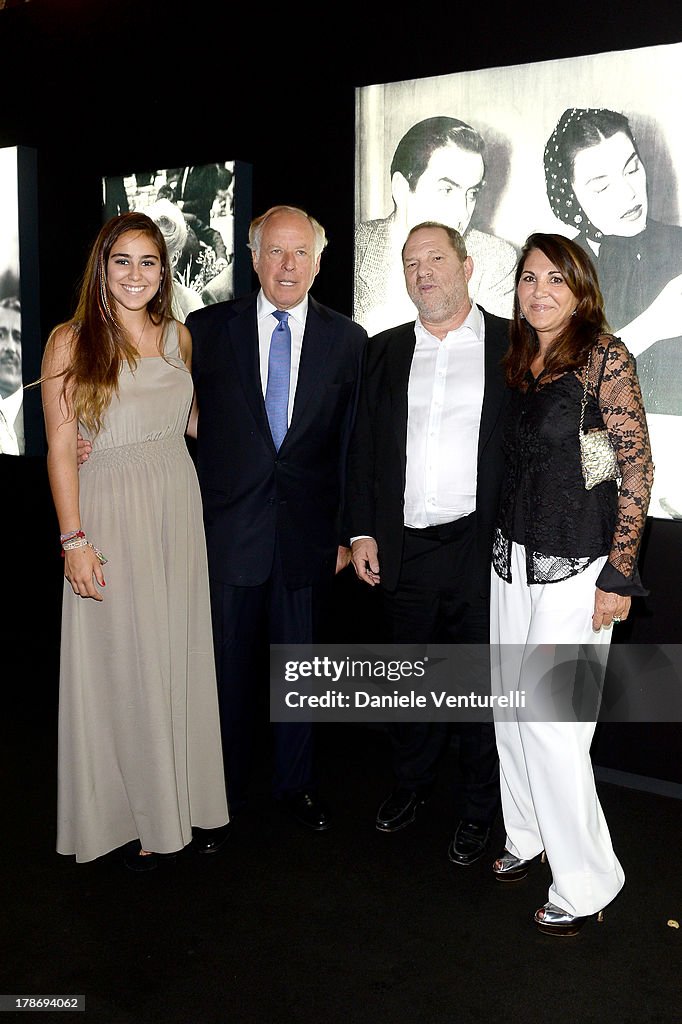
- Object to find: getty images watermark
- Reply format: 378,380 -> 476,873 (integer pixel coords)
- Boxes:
270,644 -> 682,723
280,652 -> 524,713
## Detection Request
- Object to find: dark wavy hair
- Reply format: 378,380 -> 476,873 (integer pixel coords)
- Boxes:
390,116 -> 485,188
503,232 -> 610,389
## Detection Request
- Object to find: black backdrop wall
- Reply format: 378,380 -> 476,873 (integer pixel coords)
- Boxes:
1,0 -> 680,783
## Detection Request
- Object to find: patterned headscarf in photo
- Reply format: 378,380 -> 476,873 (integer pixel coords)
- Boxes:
543,107 -> 638,245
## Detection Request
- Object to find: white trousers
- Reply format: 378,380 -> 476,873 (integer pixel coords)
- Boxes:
490,543 -> 625,916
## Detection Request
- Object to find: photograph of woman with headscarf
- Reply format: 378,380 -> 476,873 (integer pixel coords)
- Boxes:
544,107 -> 682,417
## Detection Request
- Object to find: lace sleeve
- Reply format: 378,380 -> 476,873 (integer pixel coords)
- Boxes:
592,336 -> 654,583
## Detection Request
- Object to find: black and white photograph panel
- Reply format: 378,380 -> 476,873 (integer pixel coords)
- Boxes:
0,146 -> 23,456
102,162 -> 236,321
354,111 -> 518,335
354,40 -> 682,520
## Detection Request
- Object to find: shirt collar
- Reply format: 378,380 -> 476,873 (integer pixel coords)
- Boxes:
0,386 -> 23,419
416,301 -> 484,344
257,290 -> 308,328
465,302 -> 484,340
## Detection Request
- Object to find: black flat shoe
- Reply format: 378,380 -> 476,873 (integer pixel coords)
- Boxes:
192,823 -> 231,855
447,821 -> 491,866
282,791 -> 332,831
376,787 -> 425,833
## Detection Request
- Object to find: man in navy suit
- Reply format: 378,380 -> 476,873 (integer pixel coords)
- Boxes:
347,221 -> 510,865
186,206 -> 367,840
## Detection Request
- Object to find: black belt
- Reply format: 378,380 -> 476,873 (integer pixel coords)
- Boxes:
403,512 -> 475,542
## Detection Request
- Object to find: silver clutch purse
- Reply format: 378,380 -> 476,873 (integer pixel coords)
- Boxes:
579,350 -> 621,491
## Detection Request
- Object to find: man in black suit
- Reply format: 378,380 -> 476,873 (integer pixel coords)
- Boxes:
346,221 -> 510,865
169,164 -> 220,226
186,206 -> 367,838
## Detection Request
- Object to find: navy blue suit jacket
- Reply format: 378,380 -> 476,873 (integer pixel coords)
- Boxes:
187,292 -> 367,589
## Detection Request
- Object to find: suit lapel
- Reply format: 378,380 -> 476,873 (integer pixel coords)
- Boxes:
226,298 -> 273,447
478,311 -> 508,460
284,298 -> 333,443
387,324 -> 416,478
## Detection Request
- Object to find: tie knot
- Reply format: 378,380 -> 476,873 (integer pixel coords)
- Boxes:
273,310 -> 289,328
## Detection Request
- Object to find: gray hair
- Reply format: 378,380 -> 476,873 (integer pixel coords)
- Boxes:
144,197 -> 188,263
402,221 -> 468,262
248,205 -> 328,261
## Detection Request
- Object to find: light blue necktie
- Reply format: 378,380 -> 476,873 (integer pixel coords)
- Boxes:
265,310 -> 291,450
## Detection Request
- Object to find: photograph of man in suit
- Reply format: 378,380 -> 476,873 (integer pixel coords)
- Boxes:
186,206 -> 367,836
0,296 -> 24,455
354,116 -> 517,337
103,163 -> 234,312
347,221 -> 509,865
168,164 -> 221,227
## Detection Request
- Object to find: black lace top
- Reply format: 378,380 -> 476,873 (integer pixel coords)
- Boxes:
492,335 -> 654,594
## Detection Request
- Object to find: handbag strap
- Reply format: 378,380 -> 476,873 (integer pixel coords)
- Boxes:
579,349 -> 592,434
579,337 -> 613,434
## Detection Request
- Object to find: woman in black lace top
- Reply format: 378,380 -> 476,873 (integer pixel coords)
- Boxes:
489,232 -> 653,936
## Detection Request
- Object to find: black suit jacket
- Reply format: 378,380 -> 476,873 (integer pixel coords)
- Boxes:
175,164 -> 220,225
345,307 -> 511,595
187,292 -> 367,589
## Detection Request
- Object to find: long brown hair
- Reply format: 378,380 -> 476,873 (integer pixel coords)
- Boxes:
48,212 -> 175,434
503,232 -> 609,389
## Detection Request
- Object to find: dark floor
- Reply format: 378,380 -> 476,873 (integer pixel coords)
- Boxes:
2,693 -> 681,1024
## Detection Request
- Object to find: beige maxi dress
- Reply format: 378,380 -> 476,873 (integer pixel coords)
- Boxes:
57,321 -> 228,863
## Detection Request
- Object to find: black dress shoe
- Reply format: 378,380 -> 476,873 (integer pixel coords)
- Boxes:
192,823 -> 231,854
447,821 -> 491,866
282,791 -> 332,831
376,787 -> 425,833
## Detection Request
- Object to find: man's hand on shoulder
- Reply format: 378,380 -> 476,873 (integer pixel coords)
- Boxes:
76,432 -> 92,467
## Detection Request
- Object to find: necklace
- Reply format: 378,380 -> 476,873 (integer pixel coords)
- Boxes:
134,313 -> 149,353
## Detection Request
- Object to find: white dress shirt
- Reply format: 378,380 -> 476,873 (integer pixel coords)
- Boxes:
403,303 -> 485,527
257,291 -> 307,428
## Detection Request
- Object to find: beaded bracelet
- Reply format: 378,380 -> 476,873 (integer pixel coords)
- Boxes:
60,529 -> 85,543
61,534 -> 108,565
61,536 -> 88,551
